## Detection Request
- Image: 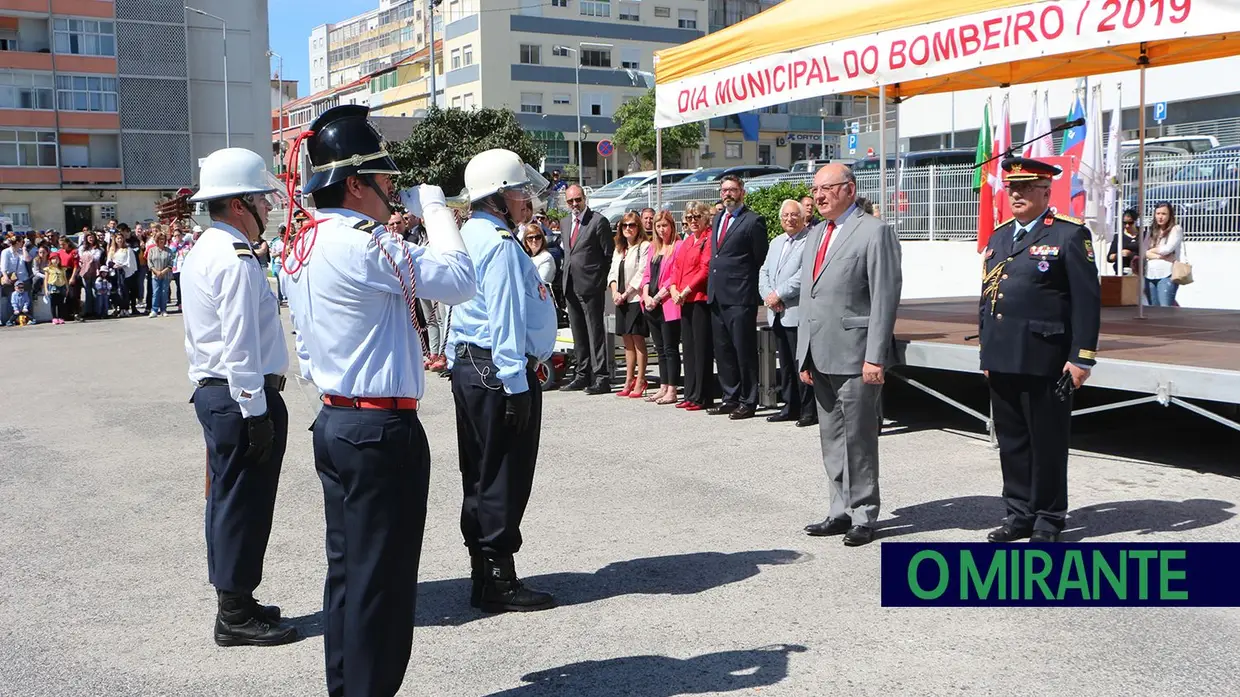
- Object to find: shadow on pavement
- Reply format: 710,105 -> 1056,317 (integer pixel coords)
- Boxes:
484,644 -> 808,697
284,549 -> 805,638
418,549 -> 806,628
878,495 -> 1237,542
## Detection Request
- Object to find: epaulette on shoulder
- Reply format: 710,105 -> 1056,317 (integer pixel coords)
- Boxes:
354,219 -> 382,234
1054,213 -> 1084,226
232,241 -> 254,259
994,217 -> 1013,231
499,231 -> 513,240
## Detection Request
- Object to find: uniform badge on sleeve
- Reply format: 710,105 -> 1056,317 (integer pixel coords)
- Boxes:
1083,237 -> 1095,262
538,283 -> 548,301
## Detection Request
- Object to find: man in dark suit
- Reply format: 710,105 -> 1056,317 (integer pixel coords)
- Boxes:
981,157 -> 1101,544
559,184 -> 614,394
707,175 -> 769,420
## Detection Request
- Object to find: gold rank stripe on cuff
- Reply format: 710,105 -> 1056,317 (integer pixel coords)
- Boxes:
1079,349 -> 1097,360
354,220 -> 382,234
232,241 -> 256,261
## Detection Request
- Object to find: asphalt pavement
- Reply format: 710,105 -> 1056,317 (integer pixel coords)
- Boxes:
1,314 -> 1238,697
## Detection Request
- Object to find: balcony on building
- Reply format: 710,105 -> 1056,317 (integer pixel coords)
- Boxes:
59,132 -> 120,184
0,14 -> 53,71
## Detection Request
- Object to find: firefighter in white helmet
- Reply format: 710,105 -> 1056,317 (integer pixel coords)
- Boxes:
445,148 -> 558,614
180,147 -> 297,647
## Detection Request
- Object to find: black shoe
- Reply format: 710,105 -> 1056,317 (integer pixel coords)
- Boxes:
479,556 -> 555,613
469,553 -> 484,609
796,414 -> 818,428
214,613 -> 299,647
987,524 -> 1033,543
766,411 -> 797,423
559,377 -> 589,391
804,517 -> 851,537
843,525 -> 875,546
729,404 -> 756,420
707,402 -> 738,416
1029,530 -> 1061,543
584,378 -> 611,395
256,603 -> 281,622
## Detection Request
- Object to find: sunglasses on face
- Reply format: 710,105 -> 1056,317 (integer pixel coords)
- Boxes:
526,234 -> 544,241
621,222 -> 639,228
566,197 -> 584,204
685,214 -> 701,220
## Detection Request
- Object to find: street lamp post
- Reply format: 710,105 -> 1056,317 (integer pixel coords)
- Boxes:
186,6 -> 229,147
267,50 -> 284,169
819,106 -> 826,160
557,42 -> 612,186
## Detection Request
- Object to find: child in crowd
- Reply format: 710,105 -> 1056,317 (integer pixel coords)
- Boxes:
8,280 -> 32,326
94,272 -> 111,318
44,255 -> 68,324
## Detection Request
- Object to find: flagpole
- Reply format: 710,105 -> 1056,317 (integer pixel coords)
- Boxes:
879,84 -> 888,220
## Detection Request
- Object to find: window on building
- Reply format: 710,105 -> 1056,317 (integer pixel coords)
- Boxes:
52,18 -> 116,57
618,2 -> 640,20
0,130 -> 58,167
0,71 -> 54,110
678,9 -> 698,29
1,204 -> 31,229
725,141 -> 742,159
580,0 -> 611,18
0,31 -> 19,51
450,48 -> 461,70
451,95 -> 462,109
654,7 -> 671,18
552,45 -> 569,57
519,44 -> 541,65
620,48 -> 641,70
463,44 -> 473,66
580,48 -> 610,68
552,93 -> 571,105
758,144 -> 771,165
55,75 -> 118,112
462,93 -> 475,109
520,92 -> 543,114
582,92 -> 608,117
551,0 -> 567,6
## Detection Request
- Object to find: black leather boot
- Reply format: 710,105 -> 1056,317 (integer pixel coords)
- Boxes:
214,591 -> 299,647
479,556 -> 555,613
470,552 -> 484,609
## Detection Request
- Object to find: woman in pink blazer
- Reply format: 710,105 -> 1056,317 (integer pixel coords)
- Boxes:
640,210 -> 683,405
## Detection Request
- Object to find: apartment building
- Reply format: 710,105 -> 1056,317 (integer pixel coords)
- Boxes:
0,0 -> 272,232
309,0 -> 441,93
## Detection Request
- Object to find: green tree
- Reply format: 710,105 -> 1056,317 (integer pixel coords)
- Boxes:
387,106 -> 544,195
743,181 -> 812,240
612,89 -> 702,169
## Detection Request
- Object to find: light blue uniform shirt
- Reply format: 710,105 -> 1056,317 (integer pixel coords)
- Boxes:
284,208 -> 476,400
446,212 -> 557,395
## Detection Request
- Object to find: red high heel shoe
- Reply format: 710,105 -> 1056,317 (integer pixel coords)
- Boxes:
617,378 -> 635,397
628,380 -> 647,398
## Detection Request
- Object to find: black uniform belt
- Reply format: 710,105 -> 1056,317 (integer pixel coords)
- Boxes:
455,343 -> 538,369
197,374 -> 287,391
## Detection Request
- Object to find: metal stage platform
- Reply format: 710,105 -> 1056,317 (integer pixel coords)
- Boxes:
886,298 -> 1240,434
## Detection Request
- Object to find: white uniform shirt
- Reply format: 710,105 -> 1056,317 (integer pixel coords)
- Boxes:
181,221 -> 288,418
284,208 -> 475,401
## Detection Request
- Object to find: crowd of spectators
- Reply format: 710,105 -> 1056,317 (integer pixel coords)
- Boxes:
1,219 -> 202,327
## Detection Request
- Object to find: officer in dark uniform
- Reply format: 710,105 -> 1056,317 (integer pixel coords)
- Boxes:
283,105 -> 476,697
980,157 -> 1102,543
445,149 -> 558,613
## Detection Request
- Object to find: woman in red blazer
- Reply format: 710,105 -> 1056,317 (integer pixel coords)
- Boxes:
668,201 -> 715,411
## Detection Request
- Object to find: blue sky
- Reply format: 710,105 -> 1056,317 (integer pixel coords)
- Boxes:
268,0 -> 377,96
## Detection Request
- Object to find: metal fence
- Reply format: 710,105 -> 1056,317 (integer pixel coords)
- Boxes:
584,153 -> 1240,244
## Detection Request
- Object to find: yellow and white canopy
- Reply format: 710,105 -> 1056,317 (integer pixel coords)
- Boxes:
654,0 -> 1240,127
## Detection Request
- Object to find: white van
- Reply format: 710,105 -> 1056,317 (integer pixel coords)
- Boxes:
1121,135 -> 1219,155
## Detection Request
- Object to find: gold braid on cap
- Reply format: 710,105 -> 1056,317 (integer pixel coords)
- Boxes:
309,149 -> 395,173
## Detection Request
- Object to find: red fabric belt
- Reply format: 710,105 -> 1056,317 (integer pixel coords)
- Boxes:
321,395 -> 420,411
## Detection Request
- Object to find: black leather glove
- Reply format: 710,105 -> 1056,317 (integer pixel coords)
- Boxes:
245,412 -> 275,462
504,391 -> 532,432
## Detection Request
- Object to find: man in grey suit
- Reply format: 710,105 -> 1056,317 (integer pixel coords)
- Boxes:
758,199 -> 815,427
559,184 -> 614,395
796,164 -> 902,547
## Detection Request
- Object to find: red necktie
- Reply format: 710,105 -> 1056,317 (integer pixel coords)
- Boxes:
570,217 -> 581,248
717,213 -> 732,246
812,221 -> 836,279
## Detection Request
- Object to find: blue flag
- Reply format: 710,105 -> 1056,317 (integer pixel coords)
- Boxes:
737,112 -> 760,142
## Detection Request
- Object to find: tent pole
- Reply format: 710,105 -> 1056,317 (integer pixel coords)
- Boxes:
1136,49 -> 1148,320
879,85 -> 888,219
656,127 -> 663,214
893,96 -> 901,228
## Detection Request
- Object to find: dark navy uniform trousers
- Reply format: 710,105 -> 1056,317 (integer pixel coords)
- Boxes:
988,372 -> 1072,534
312,405 -> 430,697
451,348 -> 543,557
192,385 -> 288,595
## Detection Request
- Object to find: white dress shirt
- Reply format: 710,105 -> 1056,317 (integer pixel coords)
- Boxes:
284,208 -> 475,401
181,220 -> 288,418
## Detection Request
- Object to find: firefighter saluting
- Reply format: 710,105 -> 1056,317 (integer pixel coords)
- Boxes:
445,149 -> 559,613
282,104 -> 476,697
980,157 -> 1101,544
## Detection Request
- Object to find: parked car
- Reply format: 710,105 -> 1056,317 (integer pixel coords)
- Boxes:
653,165 -> 790,216
1121,135 -> 1219,155
1128,145 -> 1240,235
1120,145 -> 1193,185
589,169 -> 697,223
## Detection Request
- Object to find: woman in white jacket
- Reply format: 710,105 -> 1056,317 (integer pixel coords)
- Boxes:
522,223 -> 557,284
106,234 -> 138,316
1143,202 -> 1183,306
607,210 -> 651,398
